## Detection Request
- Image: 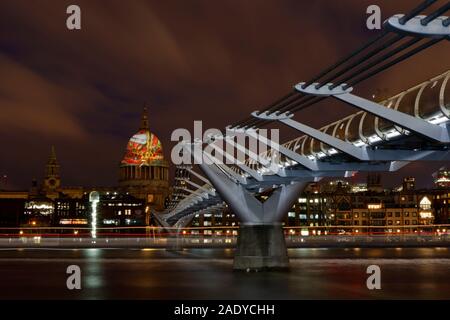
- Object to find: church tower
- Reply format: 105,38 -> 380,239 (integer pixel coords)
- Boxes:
43,146 -> 61,191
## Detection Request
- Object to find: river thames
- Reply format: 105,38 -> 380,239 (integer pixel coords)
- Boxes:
0,247 -> 449,299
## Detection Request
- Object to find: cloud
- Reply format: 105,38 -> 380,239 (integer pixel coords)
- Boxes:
0,54 -> 87,139
0,0 -> 449,188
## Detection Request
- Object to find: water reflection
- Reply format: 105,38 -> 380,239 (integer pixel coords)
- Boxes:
81,248 -> 105,298
0,247 -> 448,299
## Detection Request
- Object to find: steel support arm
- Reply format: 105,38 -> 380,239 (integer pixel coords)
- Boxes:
295,83 -> 450,143
237,125 -> 320,171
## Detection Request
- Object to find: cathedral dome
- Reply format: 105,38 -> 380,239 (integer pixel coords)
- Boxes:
121,129 -> 164,165
118,106 -> 170,211
121,107 -> 164,166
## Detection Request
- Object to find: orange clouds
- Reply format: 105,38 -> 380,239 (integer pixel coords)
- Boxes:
0,54 -> 86,139
0,0 -> 449,188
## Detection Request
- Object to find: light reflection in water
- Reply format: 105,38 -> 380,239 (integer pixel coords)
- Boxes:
83,249 -> 104,293
0,247 -> 448,299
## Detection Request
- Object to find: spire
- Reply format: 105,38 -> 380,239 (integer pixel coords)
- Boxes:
48,145 -> 58,165
45,146 -> 60,178
140,105 -> 149,130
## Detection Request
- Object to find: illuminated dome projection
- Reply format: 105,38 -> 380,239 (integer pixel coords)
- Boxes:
121,130 -> 164,165
118,107 -> 170,213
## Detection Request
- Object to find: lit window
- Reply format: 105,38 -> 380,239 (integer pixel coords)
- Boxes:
419,212 -> 433,219
420,197 -> 432,210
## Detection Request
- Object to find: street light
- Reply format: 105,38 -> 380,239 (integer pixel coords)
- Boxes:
89,191 -> 100,239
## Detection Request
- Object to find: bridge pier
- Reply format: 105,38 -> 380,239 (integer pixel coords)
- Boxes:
166,233 -> 184,252
234,223 -> 288,271
195,157 -> 307,271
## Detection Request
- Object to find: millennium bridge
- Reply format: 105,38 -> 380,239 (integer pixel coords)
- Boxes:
154,0 -> 450,270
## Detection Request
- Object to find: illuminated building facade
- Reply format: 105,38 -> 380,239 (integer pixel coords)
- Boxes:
96,192 -> 145,227
192,178 -> 450,235
433,168 -> 450,188
53,196 -> 88,227
351,183 -> 368,193
329,192 -> 434,234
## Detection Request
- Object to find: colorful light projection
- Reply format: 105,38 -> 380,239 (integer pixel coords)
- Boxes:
121,130 -> 163,165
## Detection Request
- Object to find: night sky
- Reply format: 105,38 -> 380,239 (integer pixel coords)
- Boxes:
0,0 -> 449,190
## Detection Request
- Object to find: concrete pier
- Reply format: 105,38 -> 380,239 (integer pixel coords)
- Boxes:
233,223 -> 289,271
